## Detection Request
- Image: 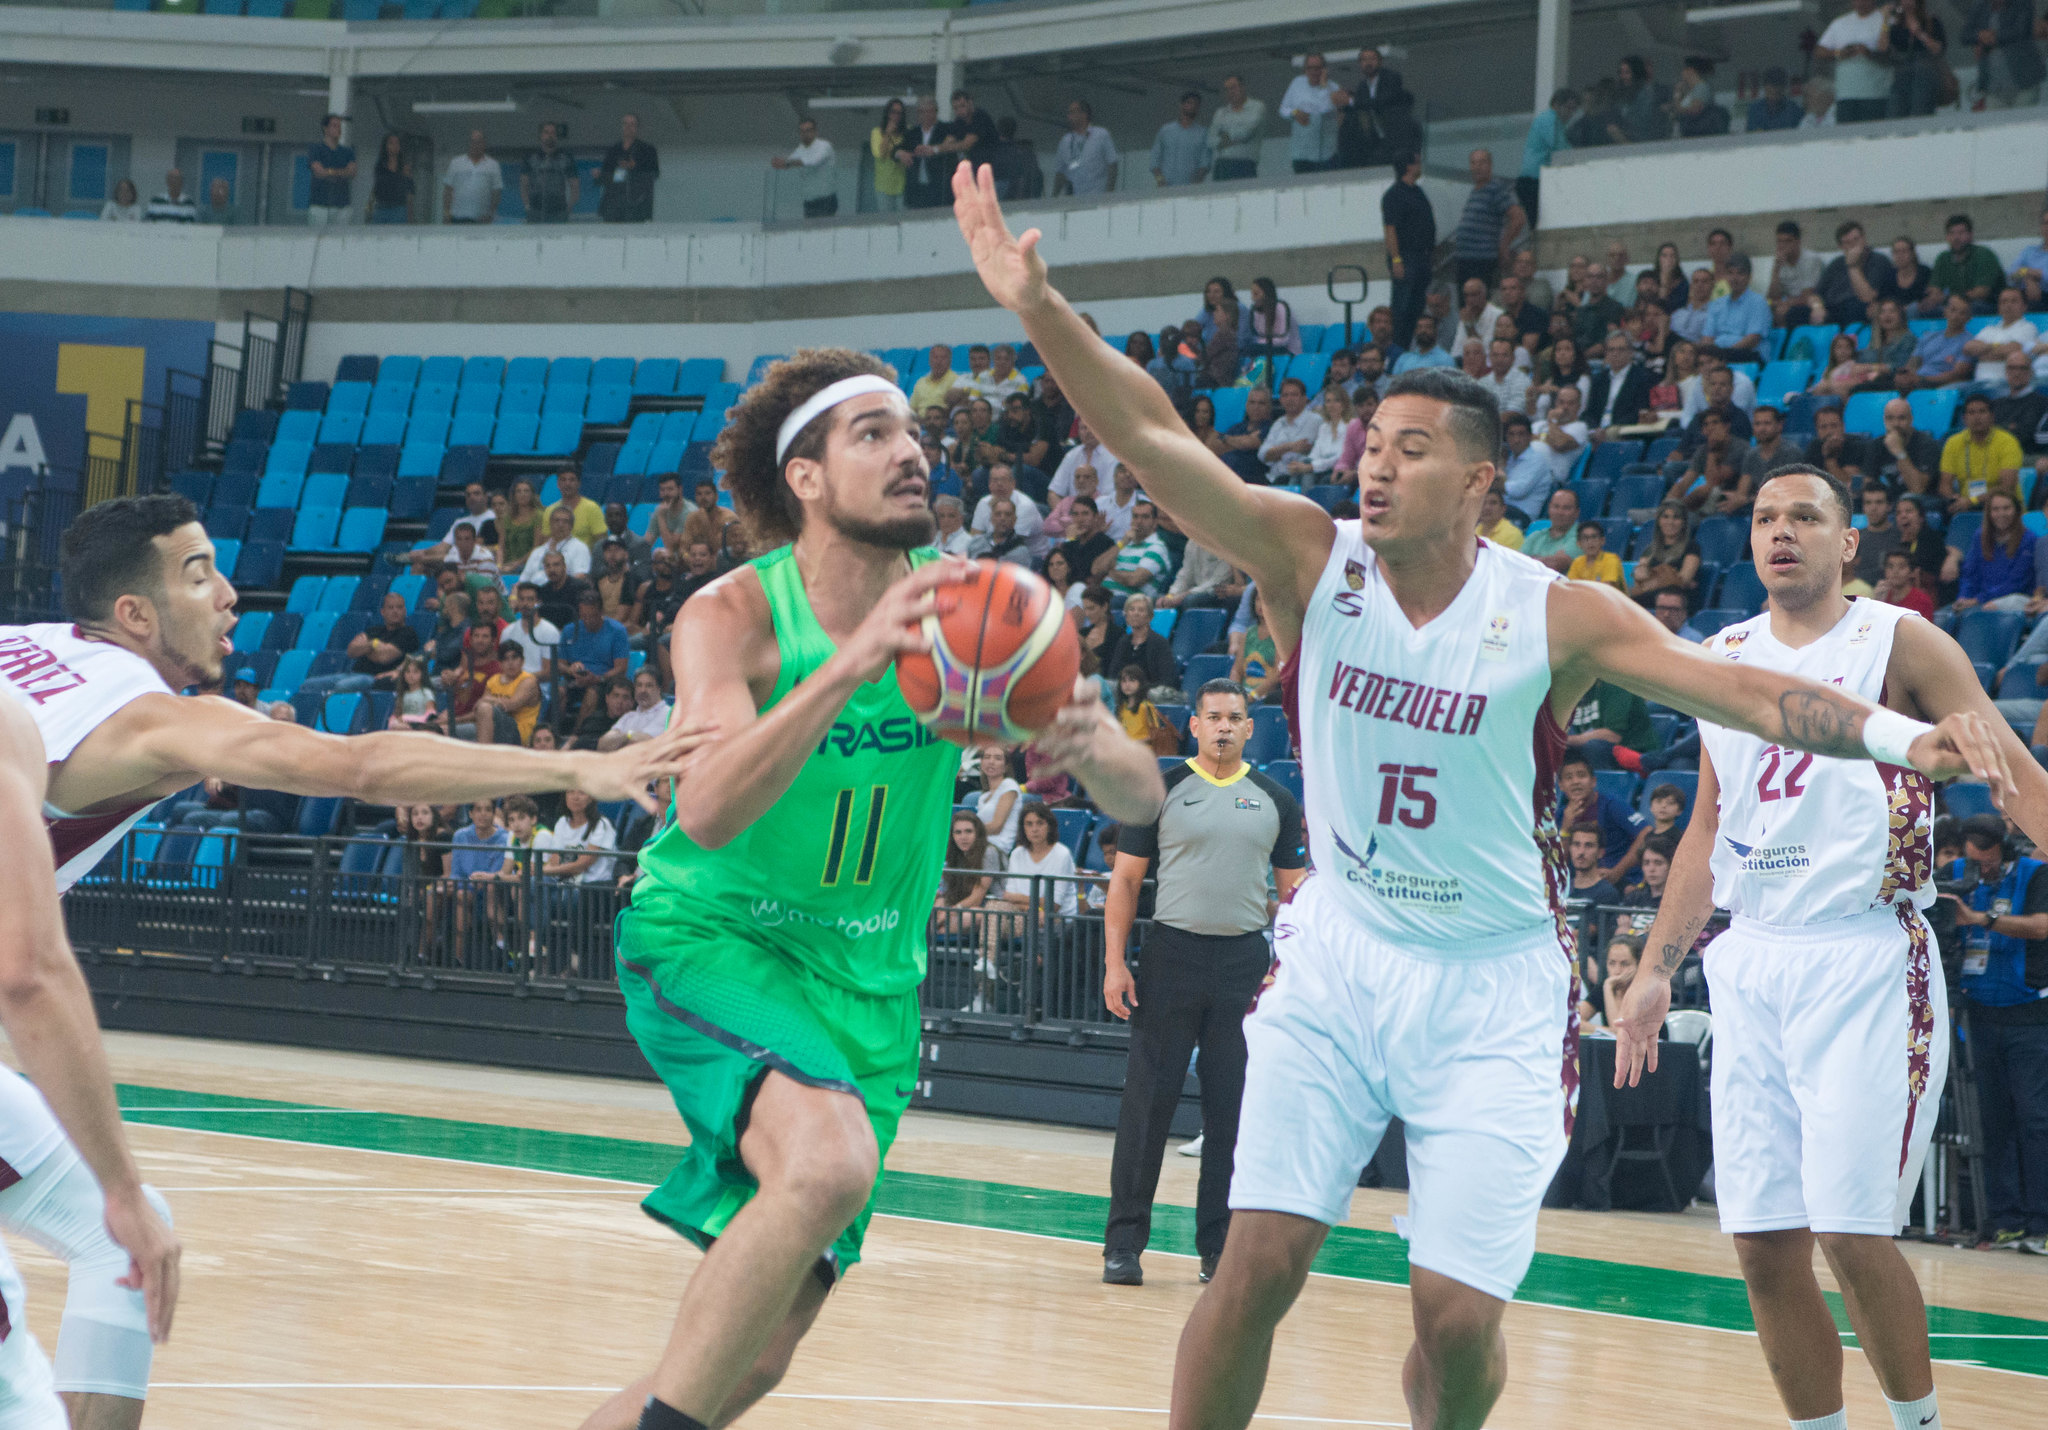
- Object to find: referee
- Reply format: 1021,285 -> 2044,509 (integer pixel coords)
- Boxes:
1101,678 -> 1305,1286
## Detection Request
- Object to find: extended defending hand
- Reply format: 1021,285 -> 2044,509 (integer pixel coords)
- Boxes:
1907,710 -> 2016,805
579,720 -> 720,813
105,1184 -> 180,1342
953,163 -> 1050,314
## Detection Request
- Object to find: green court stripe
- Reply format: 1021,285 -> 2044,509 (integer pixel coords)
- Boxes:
114,1083 -> 2048,1377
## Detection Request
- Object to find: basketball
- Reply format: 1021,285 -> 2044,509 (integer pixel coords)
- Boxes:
897,560 -> 1081,743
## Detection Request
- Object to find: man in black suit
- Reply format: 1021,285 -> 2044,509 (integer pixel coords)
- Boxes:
1337,46 -> 1420,169
1585,331 -> 1655,434
898,94 -> 952,209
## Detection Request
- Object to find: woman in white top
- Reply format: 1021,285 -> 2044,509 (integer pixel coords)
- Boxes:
542,790 -> 618,885
1308,384 -> 1352,478
101,178 -> 143,222
999,803 -> 1080,918
597,668 -> 672,751
974,743 -> 1023,853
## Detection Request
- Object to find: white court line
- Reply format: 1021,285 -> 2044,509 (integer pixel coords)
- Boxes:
145,1385 -> 1401,1423
122,1106 -> 383,1112
149,1186 -> 645,1194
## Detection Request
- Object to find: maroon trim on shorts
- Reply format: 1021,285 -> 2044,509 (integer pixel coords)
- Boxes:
1897,902 -> 1936,1175
1530,699 -> 1579,1138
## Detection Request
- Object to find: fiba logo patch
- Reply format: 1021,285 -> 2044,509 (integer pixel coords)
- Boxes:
1480,612 -> 1512,663
1848,618 -> 1874,645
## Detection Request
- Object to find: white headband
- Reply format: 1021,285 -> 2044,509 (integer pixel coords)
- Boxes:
774,374 -> 903,464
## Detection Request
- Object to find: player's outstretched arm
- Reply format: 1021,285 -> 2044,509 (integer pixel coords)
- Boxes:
98,691 -> 712,816
1025,677 -> 1166,825
1891,615 -> 2048,839
1613,751 -> 1721,1088
952,162 -> 1333,610
666,557 -> 970,849
0,697 -> 180,1341
1551,581 -> 2016,797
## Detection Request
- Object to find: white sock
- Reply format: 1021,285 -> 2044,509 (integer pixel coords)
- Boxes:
1885,1392 -> 1940,1430
1790,1413 -> 1848,1430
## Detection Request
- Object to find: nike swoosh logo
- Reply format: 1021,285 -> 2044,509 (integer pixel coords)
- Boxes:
1920,1418 -> 1935,1426
894,1084 -> 918,1099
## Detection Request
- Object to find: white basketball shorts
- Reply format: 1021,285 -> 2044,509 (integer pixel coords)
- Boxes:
0,1244 -> 65,1430
1706,903 -> 1948,1236
1230,876 -> 1578,1302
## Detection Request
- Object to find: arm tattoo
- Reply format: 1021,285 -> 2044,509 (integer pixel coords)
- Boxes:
1656,910 -> 1711,976
1777,689 -> 1867,759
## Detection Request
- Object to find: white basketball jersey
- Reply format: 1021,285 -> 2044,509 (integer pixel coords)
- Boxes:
0,624 -> 174,892
1290,528 -> 1572,956
1698,599 -> 1936,925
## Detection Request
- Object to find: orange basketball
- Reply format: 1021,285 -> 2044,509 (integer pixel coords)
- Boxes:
896,560 -> 1081,743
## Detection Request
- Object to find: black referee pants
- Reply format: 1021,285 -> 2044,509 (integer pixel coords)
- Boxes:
1104,923 -> 1272,1261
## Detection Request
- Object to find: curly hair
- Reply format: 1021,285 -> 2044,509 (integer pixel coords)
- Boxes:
709,348 -> 897,548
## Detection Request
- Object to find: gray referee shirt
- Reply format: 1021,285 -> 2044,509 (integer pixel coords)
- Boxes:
1118,760 -> 1305,936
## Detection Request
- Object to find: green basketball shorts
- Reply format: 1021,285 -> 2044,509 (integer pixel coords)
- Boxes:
615,901 -> 920,1277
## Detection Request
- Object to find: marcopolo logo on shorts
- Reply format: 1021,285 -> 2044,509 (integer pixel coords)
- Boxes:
750,898 -> 902,940
1723,836 -> 1811,878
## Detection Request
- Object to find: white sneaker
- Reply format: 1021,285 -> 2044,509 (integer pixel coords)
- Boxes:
1178,1133 -> 1204,1158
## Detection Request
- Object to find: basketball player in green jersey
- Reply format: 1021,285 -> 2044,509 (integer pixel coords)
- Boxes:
587,349 -> 1165,1430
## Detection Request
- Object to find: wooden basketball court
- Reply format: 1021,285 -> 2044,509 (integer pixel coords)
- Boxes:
9,1032 -> 2044,1428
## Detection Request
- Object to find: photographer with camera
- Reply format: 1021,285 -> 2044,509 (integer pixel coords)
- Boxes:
1941,814 -> 2048,1253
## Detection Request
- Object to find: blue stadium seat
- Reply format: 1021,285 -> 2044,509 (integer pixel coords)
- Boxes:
275,410 -> 321,445
390,476 -> 436,521
455,385 -> 501,416
500,383 -> 545,415
1209,388 -> 1250,430
290,508 -> 341,551
345,472 -> 393,508
647,436 -> 687,474
547,357 -> 591,389
334,508 -> 388,552
1947,511 -> 1982,552
235,540 -> 283,589
353,445 -> 399,481
245,507 -> 295,544
535,412 -> 583,456
406,608 -> 439,643
1569,477 -> 1611,518
171,470 -> 214,507
301,472 -> 348,509
1181,653 -> 1233,699
446,412 -> 492,448
204,506 -> 247,541
492,413 -> 540,455
231,612 -> 271,652
361,411 -> 408,447
1783,325 -> 1838,364
327,381 -> 372,416
285,381 -> 329,411
679,441 -> 715,479
541,385 -> 587,416
1170,608 -> 1228,665
271,650 -> 315,691
1944,783 -> 1998,820
1645,435 -> 1684,467
230,409 -> 280,445
586,385 -> 632,423
309,444 -> 354,476
419,356 -> 462,388
320,693 -> 363,735
1610,473 -> 1664,516
658,410 -> 695,444
505,356 -> 549,388
294,611 -> 339,651
328,611 -> 370,649
460,356 -> 504,387
350,569 -> 393,612
1694,517 -> 1746,567
412,385 -> 455,418
316,575 -> 360,613
263,444 -> 312,484
390,572 -> 427,609
1285,354 -> 1331,391
626,502 -> 658,537
262,612 -> 302,651
1718,564 -> 1767,613
582,442 -> 622,480
1842,391 -> 1889,436
317,411 -> 363,447
405,410 -> 451,447
1756,360 -> 1813,408
1303,485 -> 1348,512
285,576 -> 325,615
591,357 -> 635,388
236,651 -> 279,688
1242,708 -> 1290,764
1595,769 -> 1638,808
440,447 -> 488,485
746,355 -> 786,385
1583,441 -> 1641,485
209,537 -> 241,578
213,472 -> 257,509
632,359 -> 680,396
675,358 -> 725,396
397,444 -> 445,479
1263,758 -> 1304,804
1909,388 -> 1959,435
1957,610 -> 2025,669
378,356 -> 421,389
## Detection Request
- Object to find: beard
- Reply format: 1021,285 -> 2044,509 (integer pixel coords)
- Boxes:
820,462 -> 937,550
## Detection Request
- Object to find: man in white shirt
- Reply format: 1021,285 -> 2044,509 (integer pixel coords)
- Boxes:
518,506 -> 592,583
1531,384 -> 1589,489
1258,376 -> 1323,482
1964,286 -> 2041,385
1499,411 -> 1552,521
1814,0 -> 1891,123
145,168 -> 199,223
1207,73 -> 1267,181
1448,277 -> 1505,359
1478,337 -> 1532,417
1100,465 -> 1142,540
1050,419 -> 1121,498
1279,52 -> 1343,173
965,342 -> 1029,404
442,523 -> 501,584
970,464 -> 1046,551
443,130 -> 502,224
770,117 -> 838,219
504,580 -> 562,684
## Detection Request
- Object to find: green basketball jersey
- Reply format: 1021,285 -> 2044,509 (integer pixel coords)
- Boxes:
630,544 -> 962,997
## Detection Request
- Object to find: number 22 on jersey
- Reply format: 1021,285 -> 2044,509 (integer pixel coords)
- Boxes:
1755,746 -> 1812,804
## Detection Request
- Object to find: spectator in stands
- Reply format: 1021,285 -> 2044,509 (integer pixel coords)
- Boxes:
364,132 -> 415,224
1522,485 -> 1580,574
1765,221 -> 1825,328
1891,492 -> 1946,591
908,346 -> 959,414
1813,220 -> 1890,327
1160,536 -> 1245,612
1650,589 -> 1706,642
770,117 -> 838,220
521,121 -> 578,225
1106,593 -> 1180,696
1517,88 -> 1577,228
1564,824 -> 1624,907
1933,213 -> 2003,313
1206,74 -> 1266,182
1941,395 -> 2026,512
861,98 -> 908,214
597,114 -> 658,223
468,641 -> 539,746
305,114 -> 357,227
200,176 -> 235,226
321,590 -> 421,696
1559,751 -> 1647,870
1566,675 -> 1655,771
1668,56 -> 1728,136
1246,277 -> 1301,362
146,168 -> 197,223
643,476 -> 686,556
898,97 -> 950,209
627,545 -> 686,650
442,623 -> 513,743
1951,490 -> 2035,615
1968,286 -> 2041,384
1257,377 -> 1321,482
1698,254 -> 1770,359
448,798 -> 510,946
1845,485 -> 1903,595
1570,262 -> 1628,353
1566,520 -> 1625,590
442,131 -> 501,225
1816,0 -> 1893,122
1450,149 -> 1524,290
1478,337 -> 1532,418
974,744 -> 1025,855
1053,100 -> 1118,196
1056,496 -> 1117,586
1103,501 -> 1172,600
1586,331 -> 1653,432
969,498 -> 1033,567
1899,294 -> 1976,392
1993,353 -> 2048,483
1531,384 -> 1588,488
554,588 -> 629,735
591,666 -> 672,753
544,469 -> 605,545
1886,0 -> 1951,116
675,539 -> 721,605
924,494 -> 970,559
969,344 -> 1030,404
1627,502 -> 1703,606
601,503 -> 652,571
1149,92 -> 1212,187
590,538 -> 636,623
100,177 -> 142,222
1280,52 -> 1343,173
1669,267 -> 1716,346
519,506 -> 591,585
2010,207 -> 2048,310
1797,75 -> 1838,127
1875,548 -> 1938,619
936,89 -> 1000,182
1472,482 -> 1521,551
1495,411 -> 1549,522
504,580 -> 560,684
1392,315 -> 1453,378
1968,0 -> 2046,108
1885,234 -> 1935,313
1746,66 -> 1804,130
1333,45 -> 1417,169
1750,405 -> 1797,472
1676,365 -> 1753,454
1448,277 -> 1504,360
1378,153 -> 1434,348
1670,411 -> 1760,516
1610,55 -> 1670,143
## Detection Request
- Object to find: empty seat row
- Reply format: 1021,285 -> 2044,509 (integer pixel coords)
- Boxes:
335,354 -> 726,398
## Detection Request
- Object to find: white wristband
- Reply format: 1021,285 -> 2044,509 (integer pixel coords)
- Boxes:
1862,708 -> 1933,768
